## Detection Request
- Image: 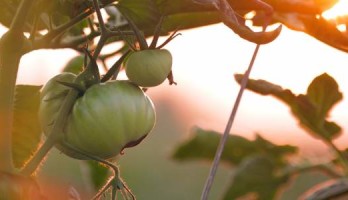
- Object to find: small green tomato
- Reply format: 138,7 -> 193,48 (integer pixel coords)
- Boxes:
125,49 -> 172,87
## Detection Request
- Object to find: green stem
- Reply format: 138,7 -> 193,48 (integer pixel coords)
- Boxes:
0,0 -> 36,172
326,140 -> 348,176
101,50 -> 130,82
282,163 -> 342,179
0,38 -> 22,172
200,17 -> 271,200
21,89 -> 79,175
10,0 -> 35,33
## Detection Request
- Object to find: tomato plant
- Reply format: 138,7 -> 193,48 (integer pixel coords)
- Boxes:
1,0 -> 347,199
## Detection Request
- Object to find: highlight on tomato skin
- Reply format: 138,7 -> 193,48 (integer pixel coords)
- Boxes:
125,49 -> 173,87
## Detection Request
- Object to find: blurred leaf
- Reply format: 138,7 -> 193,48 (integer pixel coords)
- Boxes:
295,16 -> 348,53
272,13 -> 307,32
162,11 -> 220,33
217,0 -> 282,44
173,127 -> 256,165
13,85 -> 42,168
0,0 -> 89,32
116,0 -> 281,44
284,94 -> 341,140
116,0 -> 162,34
223,154 -> 288,200
235,73 -> 343,140
62,55 -> 84,74
314,0 -> 339,11
85,160 -> 110,190
306,73 -> 343,122
173,127 -> 296,166
254,134 -> 297,165
234,74 -> 284,96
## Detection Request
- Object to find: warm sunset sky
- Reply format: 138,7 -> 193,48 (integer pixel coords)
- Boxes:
3,0 -> 348,157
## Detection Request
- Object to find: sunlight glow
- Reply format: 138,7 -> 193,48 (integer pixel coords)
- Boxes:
323,0 -> 348,19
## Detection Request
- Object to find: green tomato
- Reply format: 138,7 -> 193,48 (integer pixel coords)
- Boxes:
39,74 -> 156,160
39,73 -> 77,134
65,80 -> 156,159
125,49 -> 172,87
38,72 -> 84,158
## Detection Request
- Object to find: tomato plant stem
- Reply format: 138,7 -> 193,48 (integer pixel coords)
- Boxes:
9,0 -> 35,33
283,163 -> 341,179
201,43 -> 262,200
0,44 -> 21,172
326,140 -> 348,176
0,0 -> 35,173
92,0 -> 107,34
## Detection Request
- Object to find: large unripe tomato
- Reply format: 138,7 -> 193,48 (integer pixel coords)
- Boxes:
39,74 -> 156,160
125,49 -> 172,87
65,80 -> 156,159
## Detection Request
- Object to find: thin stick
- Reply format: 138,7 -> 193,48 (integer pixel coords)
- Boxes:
200,17 -> 271,200
200,41 -> 262,200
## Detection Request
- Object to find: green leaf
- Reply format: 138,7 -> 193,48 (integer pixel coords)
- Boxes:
162,11 -> 220,33
13,85 -> 42,168
172,127 -> 296,166
116,0 -> 281,44
254,134 -> 297,165
234,74 -> 284,96
298,16 -> 348,52
173,127 -> 256,165
306,73 -> 343,122
235,74 -> 343,140
62,55 -> 84,74
290,96 -> 342,140
85,160 -> 110,190
226,158 -> 287,200
116,0 -> 162,34
223,154 -> 288,200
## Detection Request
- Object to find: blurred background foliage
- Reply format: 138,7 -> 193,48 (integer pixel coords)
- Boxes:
36,101 -> 333,199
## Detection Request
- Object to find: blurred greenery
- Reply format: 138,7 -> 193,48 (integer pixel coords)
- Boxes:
223,154 -> 287,200
173,127 -> 297,167
62,55 -> 84,75
36,101 -> 333,199
13,85 -> 42,168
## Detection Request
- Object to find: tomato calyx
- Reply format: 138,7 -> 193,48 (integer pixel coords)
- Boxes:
73,49 -> 100,89
57,49 -> 101,94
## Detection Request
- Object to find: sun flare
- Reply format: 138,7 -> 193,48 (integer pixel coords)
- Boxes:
322,0 -> 348,19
